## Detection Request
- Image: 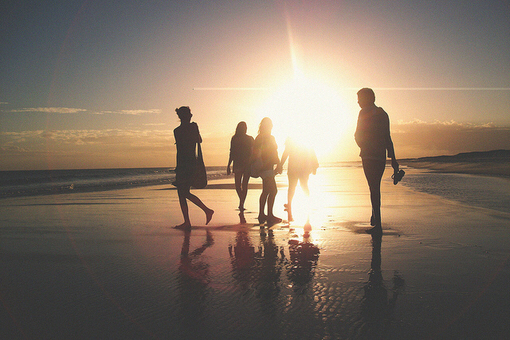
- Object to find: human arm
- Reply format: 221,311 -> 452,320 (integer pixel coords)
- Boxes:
270,136 -> 280,171
383,112 -> 399,172
227,156 -> 233,175
276,147 -> 289,174
194,123 -> 203,144
354,112 -> 365,149
227,138 -> 233,175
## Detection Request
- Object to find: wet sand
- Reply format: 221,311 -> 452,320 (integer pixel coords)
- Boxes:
1,167 -> 509,339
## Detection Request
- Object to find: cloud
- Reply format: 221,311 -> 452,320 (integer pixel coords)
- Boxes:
0,128 -> 178,169
1,129 -> 174,147
96,109 -> 162,115
0,145 -> 29,153
8,107 -> 88,114
392,120 -> 510,157
4,107 -> 162,115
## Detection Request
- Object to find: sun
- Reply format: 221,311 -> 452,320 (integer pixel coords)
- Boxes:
254,74 -> 355,161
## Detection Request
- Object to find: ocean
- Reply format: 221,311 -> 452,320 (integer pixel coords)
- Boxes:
400,169 -> 510,214
1,165 -> 509,215
0,167 -> 225,198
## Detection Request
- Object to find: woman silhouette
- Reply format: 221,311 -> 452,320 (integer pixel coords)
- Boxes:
277,137 -> 319,222
253,117 -> 281,225
354,88 -> 400,234
173,106 -> 214,229
227,122 -> 254,211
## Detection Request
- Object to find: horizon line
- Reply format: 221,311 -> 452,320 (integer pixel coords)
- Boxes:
193,87 -> 510,91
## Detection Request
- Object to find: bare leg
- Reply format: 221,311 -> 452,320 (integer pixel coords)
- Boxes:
234,172 -> 243,209
186,192 -> 214,224
286,174 -> 298,221
266,176 -> 281,224
287,175 -> 298,206
299,174 -> 310,197
362,159 -> 385,231
176,187 -> 192,229
258,182 -> 269,223
239,172 -> 250,211
177,186 -> 214,227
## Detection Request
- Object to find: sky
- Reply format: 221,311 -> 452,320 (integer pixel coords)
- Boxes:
1,0 -> 510,170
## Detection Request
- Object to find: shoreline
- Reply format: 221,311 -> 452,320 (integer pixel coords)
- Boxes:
400,160 -> 510,178
400,149 -> 510,178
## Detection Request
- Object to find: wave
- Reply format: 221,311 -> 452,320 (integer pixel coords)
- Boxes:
0,167 -> 228,199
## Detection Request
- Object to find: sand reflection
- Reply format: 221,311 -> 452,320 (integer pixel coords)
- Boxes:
177,230 -> 214,337
361,234 -> 405,337
286,225 -> 320,294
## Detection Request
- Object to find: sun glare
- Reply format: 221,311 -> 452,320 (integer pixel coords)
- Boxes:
254,74 -> 355,161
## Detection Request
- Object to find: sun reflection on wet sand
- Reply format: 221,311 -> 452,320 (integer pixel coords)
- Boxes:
278,165 -> 369,229
2,166 -> 510,338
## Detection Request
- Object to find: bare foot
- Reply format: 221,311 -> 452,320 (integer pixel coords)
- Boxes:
205,209 -> 214,225
174,222 -> 191,230
267,215 -> 282,225
365,225 -> 382,235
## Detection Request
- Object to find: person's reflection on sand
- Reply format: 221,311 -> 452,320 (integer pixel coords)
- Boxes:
286,223 -> 320,294
254,228 -> 285,301
228,225 -> 256,291
177,230 -> 214,338
361,234 -> 405,338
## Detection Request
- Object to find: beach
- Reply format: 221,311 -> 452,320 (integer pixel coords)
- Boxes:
1,166 -> 510,339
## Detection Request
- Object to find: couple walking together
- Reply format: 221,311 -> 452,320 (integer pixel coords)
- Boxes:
174,88 -> 403,234
228,118 -> 319,224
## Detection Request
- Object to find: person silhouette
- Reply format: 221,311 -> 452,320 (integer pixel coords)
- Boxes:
276,137 -> 319,222
173,106 -> 214,229
354,88 -> 400,234
253,117 -> 281,225
227,122 -> 254,211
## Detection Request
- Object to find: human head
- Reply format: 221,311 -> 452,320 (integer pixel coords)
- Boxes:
258,117 -> 273,135
357,88 -> 376,108
175,106 -> 192,122
235,121 -> 247,135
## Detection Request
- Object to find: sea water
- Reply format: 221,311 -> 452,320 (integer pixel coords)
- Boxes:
1,165 -> 509,215
0,167 -> 226,198
400,170 -> 510,214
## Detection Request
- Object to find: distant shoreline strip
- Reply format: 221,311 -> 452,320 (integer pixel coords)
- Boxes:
370,87 -> 510,91
194,87 -> 510,91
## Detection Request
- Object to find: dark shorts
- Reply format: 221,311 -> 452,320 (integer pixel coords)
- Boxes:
233,163 -> 250,175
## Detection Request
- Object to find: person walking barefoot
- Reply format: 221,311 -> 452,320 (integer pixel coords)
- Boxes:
253,117 -> 282,225
354,88 -> 400,234
227,121 -> 254,211
173,106 -> 214,229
